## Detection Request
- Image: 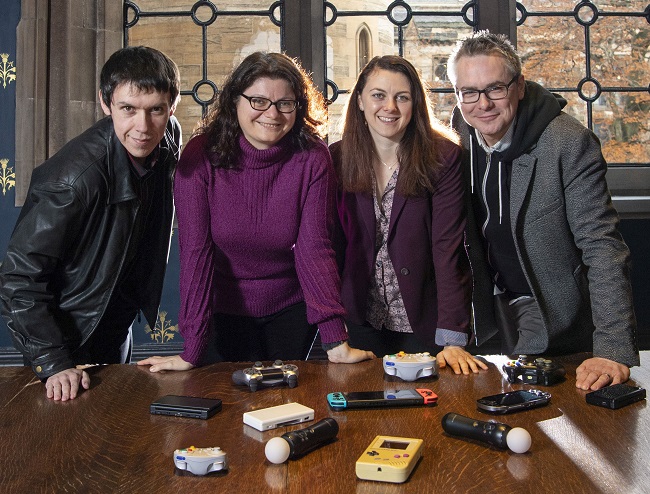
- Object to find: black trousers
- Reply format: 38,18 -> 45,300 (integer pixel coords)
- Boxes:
346,320 -> 441,358
73,311 -> 136,365
494,293 -> 546,355
203,302 -> 318,364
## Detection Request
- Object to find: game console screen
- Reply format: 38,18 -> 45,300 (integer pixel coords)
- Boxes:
344,390 -> 421,401
488,390 -> 540,405
380,440 -> 410,450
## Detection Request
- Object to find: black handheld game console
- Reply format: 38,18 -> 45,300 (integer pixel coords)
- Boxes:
586,383 -> 646,409
150,395 -> 222,419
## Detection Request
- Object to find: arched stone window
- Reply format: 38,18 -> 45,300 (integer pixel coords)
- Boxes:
357,25 -> 371,75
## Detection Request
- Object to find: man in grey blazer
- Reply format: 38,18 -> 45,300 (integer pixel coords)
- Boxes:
447,31 -> 639,391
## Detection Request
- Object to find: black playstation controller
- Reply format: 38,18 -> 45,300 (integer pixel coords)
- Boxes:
232,360 -> 298,392
503,355 -> 566,386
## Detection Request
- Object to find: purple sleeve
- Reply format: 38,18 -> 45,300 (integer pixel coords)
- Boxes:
174,135 -> 216,365
293,141 -> 348,344
431,142 -> 472,338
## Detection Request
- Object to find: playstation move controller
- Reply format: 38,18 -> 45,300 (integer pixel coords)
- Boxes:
265,418 -> 339,464
441,412 -> 531,453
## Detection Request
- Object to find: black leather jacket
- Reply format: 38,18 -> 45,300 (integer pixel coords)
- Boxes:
0,116 -> 181,379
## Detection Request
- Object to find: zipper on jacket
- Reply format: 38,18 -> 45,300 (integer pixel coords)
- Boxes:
481,152 -> 492,237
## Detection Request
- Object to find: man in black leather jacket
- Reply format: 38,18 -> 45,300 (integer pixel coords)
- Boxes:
0,46 -> 182,401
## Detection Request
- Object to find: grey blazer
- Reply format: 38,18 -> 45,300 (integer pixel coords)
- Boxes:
456,110 -> 639,367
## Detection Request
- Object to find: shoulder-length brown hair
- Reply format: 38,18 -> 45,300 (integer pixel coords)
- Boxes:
337,55 -> 458,196
194,52 -> 327,168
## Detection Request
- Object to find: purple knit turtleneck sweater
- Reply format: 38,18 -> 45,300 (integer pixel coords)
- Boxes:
174,133 -> 348,365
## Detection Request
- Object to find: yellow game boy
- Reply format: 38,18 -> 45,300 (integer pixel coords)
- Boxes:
355,435 -> 423,483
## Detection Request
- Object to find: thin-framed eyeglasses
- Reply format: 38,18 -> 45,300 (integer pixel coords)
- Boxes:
455,75 -> 520,104
240,94 -> 299,113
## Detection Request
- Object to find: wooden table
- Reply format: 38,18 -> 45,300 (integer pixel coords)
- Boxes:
1,352 -> 648,493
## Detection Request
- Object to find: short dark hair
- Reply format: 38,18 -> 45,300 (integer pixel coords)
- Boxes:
99,46 -> 180,108
196,52 -> 327,168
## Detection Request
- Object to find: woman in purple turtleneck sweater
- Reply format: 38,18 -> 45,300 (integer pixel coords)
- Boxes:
139,52 -> 373,372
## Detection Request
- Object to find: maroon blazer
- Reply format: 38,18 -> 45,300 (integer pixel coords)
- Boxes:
330,139 -> 472,347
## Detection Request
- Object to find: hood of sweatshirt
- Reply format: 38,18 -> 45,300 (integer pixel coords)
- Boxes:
499,80 -> 567,162
464,81 -> 567,295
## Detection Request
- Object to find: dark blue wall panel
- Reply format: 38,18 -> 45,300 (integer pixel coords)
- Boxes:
0,0 -> 22,353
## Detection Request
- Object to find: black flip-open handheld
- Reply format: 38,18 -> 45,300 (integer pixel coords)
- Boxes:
586,384 -> 646,409
477,389 -> 550,414
150,395 -> 222,419
327,389 -> 437,410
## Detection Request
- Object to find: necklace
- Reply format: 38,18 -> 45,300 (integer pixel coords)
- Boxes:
375,153 -> 399,171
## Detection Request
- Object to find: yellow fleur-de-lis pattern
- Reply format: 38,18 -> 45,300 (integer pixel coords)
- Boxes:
0,53 -> 16,88
144,310 -> 179,343
1,159 -> 15,195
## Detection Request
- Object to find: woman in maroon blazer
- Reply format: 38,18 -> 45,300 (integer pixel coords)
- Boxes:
330,56 -> 486,374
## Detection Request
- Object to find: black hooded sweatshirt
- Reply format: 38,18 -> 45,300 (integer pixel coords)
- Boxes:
468,81 -> 567,296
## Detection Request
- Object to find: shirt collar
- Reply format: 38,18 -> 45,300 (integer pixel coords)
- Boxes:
474,117 -> 516,154
127,145 -> 160,177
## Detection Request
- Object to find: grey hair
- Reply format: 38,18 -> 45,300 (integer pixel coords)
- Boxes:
447,30 -> 522,85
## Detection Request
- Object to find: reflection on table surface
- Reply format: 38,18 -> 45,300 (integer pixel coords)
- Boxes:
1,352 -> 648,493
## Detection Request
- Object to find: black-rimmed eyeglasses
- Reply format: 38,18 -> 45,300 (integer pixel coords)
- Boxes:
455,75 -> 520,104
240,94 -> 299,113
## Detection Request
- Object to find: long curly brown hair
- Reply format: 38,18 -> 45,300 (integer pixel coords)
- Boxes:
195,52 -> 327,168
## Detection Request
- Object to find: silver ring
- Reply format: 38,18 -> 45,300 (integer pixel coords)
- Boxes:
603,373 -> 612,380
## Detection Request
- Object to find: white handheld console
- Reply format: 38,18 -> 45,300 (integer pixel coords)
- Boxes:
383,352 -> 438,381
356,435 -> 423,483
243,402 -> 314,432
173,446 -> 228,476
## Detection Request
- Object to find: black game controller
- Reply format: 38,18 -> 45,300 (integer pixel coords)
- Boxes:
503,355 -> 566,386
232,360 -> 299,392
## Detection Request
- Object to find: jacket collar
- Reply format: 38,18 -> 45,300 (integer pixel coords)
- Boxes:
357,191 -> 376,240
388,190 -> 407,241
104,118 -> 139,205
357,183 -> 409,245
103,117 -> 173,205
510,154 -> 536,223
